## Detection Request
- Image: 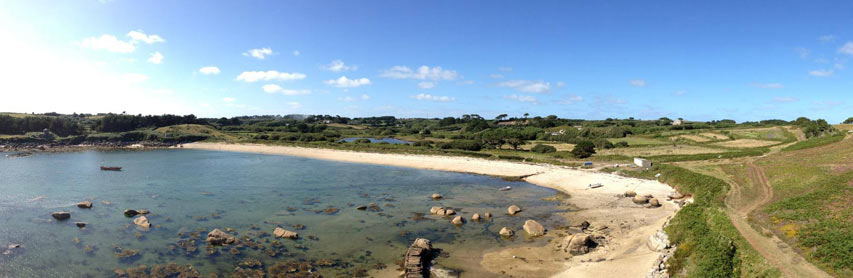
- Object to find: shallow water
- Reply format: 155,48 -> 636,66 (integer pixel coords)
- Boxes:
339,137 -> 411,144
0,149 -> 567,277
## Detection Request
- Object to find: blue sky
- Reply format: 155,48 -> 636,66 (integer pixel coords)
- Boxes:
1,1 -> 852,122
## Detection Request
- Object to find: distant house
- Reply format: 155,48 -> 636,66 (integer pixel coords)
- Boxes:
634,158 -> 652,169
672,119 -> 683,126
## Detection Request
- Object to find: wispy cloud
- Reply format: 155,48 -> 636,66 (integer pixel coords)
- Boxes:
672,90 -> 686,96
236,71 -> 306,82
417,82 -> 435,89
772,97 -> 797,103
819,34 -> 837,43
381,65 -> 458,81
147,51 -> 163,64
808,69 -> 834,77
324,59 -> 356,72
412,93 -> 455,102
629,79 -> 647,87
795,47 -> 810,59
199,66 -> 220,75
243,47 -> 273,59
504,94 -> 538,104
839,42 -> 853,56
324,76 -> 371,88
126,30 -> 165,44
750,82 -> 784,89
223,97 -> 235,102
262,84 -> 311,95
338,94 -> 371,102
291,50 -> 300,56
497,80 -> 551,93
558,94 -> 583,104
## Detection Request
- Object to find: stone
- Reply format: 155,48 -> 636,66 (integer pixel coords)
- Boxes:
632,195 -> 649,204
77,201 -> 92,209
450,216 -> 464,225
577,220 -> 591,231
435,208 -> 446,216
137,209 -> 150,215
206,229 -> 236,245
499,227 -> 514,237
562,234 -> 593,255
484,212 -> 492,219
75,222 -> 87,228
508,205 -> 522,215
430,206 -> 442,214
133,216 -> 151,229
405,238 -> 433,277
51,211 -> 70,220
649,198 -> 661,207
274,227 -> 298,239
523,220 -> 545,236
356,205 -> 368,210
431,193 -> 442,200
443,209 -> 456,216
123,209 -> 139,217
471,213 -> 481,221
625,190 -> 636,197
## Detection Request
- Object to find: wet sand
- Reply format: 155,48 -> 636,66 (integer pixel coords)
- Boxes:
183,142 -> 680,278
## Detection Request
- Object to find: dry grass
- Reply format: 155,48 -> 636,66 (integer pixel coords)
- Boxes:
327,123 -> 367,130
154,124 -> 234,140
671,134 -> 712,142
834,124 -> 853,131
519,141 -> 575,151
597,144 -> 728,157
713,139 -> 779,148
701,133 -> 730,140
729,127 -> 788,141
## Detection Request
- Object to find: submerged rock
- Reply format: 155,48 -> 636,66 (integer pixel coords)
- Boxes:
356,205 -> 368,210
523,220 -> 545,236
471,213 -> 481,221
51,211 -> 70,220
76,201 -> 92,209
431,193 -> 442,200
499,227 -> 514,237
75,222 -> 87,228
273,227 -> 298,239
484,212 -> 492,219
450,216 -> 464,225
133,216 -> 151,229
123,209 -> 139,217
207,229 -> 236,245
508,205 -> 522,215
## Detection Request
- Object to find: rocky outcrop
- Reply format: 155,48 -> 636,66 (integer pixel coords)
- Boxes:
523,220 -> 545,236
508,205 -> 522,215
646,222 -> 675,278
77,201 -> 92,209
206,229 -> 236,245
450,216 -> 464,225
499,227 -> 514,237
430,207 -> 456,216
404,238 -> 434,278
133,216 -> 151,229
51,211 -> 70,220
274,227 -> 298,239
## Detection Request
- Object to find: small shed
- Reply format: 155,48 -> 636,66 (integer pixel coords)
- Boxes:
634,158 -> 652,169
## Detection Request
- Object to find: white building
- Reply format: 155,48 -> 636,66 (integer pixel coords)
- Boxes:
634,157 -> 652,169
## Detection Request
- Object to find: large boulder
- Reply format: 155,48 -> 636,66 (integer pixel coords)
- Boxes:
274,227 -> 298,239
51,211 -> 70,220
561,233 -> 593,255
133,216 -> 151,229
435,208 -> 447,216
77,201 -> 92,209
499,227 -> 514,237
523,220 -> 545,236
450,216 -> 464,225
632,195 -> 649,204
508,205 -> 522,215
207,229 -> 236,245
648,198 -> 661,208
624,190 -> 636,197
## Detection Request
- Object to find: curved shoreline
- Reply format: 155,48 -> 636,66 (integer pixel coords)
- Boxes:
183,142 -> 680,278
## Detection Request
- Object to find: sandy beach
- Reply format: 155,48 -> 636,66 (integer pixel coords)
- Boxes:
184,142 -> 680,278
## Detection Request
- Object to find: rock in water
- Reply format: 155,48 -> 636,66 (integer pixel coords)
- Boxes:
471,213 -> 481,221
632,195 -> 649,204
499,227 -> 514,237
430,206 -> 442,214
137,209 -> 150,215
508,205 -> 522,215
523,220 -> 545,236
77,201 -> 92,209
450,216 -> 464,225
624,190 -> 636,197
273,227 -> 298,239
484,212 -> 492,219
207,229 -> 236,245
133,216 -> 151,229
356,205 -> 368,210
51,212 -> 70,220
123,209 -> 139,217
648,198 -> 661,207
435,208 -> 446,216
431,193 -> 442,200
404,238 -> 433,278
443,209 -> 456,216
75,222 -> 87,228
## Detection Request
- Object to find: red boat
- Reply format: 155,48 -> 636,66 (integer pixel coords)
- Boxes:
100,166 -> 122,171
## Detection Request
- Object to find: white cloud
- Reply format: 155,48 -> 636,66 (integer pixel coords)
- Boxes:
199,66 -> 220,75
243,48 -> 273,59
147,51 -> 163,64
417,82 -> 435,89
496,80 -> 551,93
839,42 -> 853,56
324,59 -> 356,72
555,81 -> 566,87
324,76 -> 371,88
262,84 -> 311,95
80,34 -> 135,53
629,79 -> 647,87
672,90 -> 686,96
380,65 -> 458,80
127,30 -> 164,44
223,97 -> 235,102
360,94 -> 370,100
236,71 -> 306,82
504,94 -> 538,103
750,82 -> 784,89
809,69 -> 834,77
772,97 -> 797,103
819,35 -> 837,42
292,50 -> 300,56
412,93 -> 455,102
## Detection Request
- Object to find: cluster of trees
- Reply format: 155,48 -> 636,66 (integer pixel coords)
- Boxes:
95,114 -> 206,132
843,117 -> 853,124
0,115 -> 83,136
792,117 -> 835,138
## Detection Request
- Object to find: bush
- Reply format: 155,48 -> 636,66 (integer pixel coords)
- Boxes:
531,144 -> 557,153
437,140 -> 482,151
592,138 -> 614,149
571,141 -> 596,158
614,141 -> 629,147
412,140 -> 433,147
497,154 -> 525,160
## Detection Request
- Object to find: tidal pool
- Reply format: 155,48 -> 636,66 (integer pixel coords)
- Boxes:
0,149 -> 568,277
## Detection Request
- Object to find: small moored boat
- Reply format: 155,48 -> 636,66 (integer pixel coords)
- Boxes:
588,183 -> 603,189
100,166 -> 122,171
499,186 -> 512,191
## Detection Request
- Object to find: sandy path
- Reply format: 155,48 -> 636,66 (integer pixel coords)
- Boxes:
184,142 -> 680,278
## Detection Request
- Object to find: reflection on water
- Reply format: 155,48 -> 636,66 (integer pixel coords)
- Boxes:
0,149 -> 567,277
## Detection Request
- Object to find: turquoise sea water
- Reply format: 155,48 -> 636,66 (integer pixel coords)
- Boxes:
0,150 -> 567,277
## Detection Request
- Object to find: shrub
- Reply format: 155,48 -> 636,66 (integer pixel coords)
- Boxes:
437,140 -> 482,151
412,140 -> 433,147
614,141 -> 629,147
531,144 -> 557,153
571,141 -> 596,158
592,138 -> 614,149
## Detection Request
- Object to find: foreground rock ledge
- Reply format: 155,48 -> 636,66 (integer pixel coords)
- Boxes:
404,238 -> 433,278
